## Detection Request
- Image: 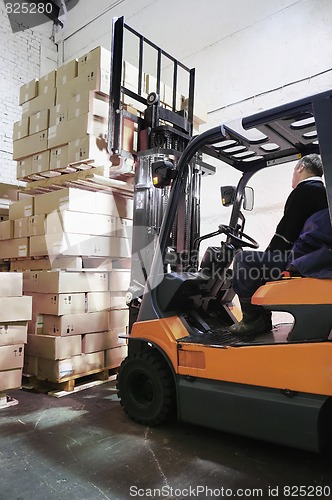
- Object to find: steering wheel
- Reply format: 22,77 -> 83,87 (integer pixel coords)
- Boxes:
218,224 -> 259,249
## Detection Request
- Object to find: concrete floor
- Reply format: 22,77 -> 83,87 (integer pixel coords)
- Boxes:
1,381 -> 332,500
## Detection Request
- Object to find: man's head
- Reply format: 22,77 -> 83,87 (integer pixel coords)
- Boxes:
292,154 -> 323,189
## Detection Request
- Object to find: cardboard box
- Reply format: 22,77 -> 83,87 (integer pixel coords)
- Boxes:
48,113 -> 108,149
29,109 -> 49,134
108,309 -> 129,331
0,296 -> 32,322
9,197 -> 34,220
29,292 -> 86,315
116,218 -> 133,239
27,312 -> 43,335
28,214 -> 45,236
109,292 -> 127,309
67,90 -> 109,120
0,344 -> 24,370
0,238 -> 29,259
50,145 -> 69,170
56,69 -> 110,104
109,269 -> 130,291
14,217 -> 29,238
82,329 -> 126,353
0,322 -> 28,346
13,131 -> 48,160
19,79 -> 38,105
37,351 -> 104,380
45,210 -> 117,236
17,157 -> 33,179
13,117 -> 29,140
10,256 -> 83,272
105,345 -> 127,369
26,334 -> 82,360
57,59 -> 78,86
95,192 -> 134,219
86,291 -> 111,312
0,369 -> 22,391
30,233 -> 130,258
38,70 -> 57,95
42,310 -> 108,336
34,188 -> 95,215
67,134 -> 111,166
21,88 -> 56,118
0,220 -> 13,240
78,46 -> 111,75
0,272 -> 22,297
122,61 -> 139,89
23,270 -> 109,293
49,102 -> 67,127
31,150 -> 50,174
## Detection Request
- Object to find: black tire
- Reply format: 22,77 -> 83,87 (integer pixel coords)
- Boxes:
117,350 -> 175,425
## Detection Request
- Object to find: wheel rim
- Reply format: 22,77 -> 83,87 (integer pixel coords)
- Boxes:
130,371 -> 154,407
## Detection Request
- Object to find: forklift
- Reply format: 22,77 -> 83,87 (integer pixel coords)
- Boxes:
108,19 -> 332,452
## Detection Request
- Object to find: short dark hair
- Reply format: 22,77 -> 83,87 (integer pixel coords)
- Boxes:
299,154 -> 323,177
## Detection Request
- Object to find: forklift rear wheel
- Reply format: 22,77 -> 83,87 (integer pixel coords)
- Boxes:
117,350 -> 175,425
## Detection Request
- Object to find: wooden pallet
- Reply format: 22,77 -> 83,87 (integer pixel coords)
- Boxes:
22,367 -> 119,397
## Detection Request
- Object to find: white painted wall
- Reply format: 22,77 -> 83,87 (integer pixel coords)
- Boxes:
0,4 -> 57,185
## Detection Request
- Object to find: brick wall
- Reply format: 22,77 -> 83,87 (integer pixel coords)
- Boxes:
0,4 -> 57,185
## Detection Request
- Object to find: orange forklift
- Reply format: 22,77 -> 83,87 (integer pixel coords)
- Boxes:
116,86 -> 332,453
108,19 -> 332,452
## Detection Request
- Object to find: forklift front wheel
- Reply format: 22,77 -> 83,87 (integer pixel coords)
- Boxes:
117,350 -> 175,426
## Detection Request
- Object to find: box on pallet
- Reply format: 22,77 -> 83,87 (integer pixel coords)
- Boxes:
23,270 -> 109,294
30,233 -> 131,259
0,369 -> 23,391
56,69 -> 110,104
29,292 -> 86,316
86,291 -> 111,313
42,311 -> 109,336
13,218 -> 29,239
78,46 -> 111,75
108,309 -> 129,331
19,79 -> 38,105
82,329 -> 126,353
28,214 -> 46,236
26,334 -> 82,360
49,102 -> 67,127
9,197 -> 34,220
13,130 -> 48,160
0,273 -> 22,297
50,145 -> 68,170
30,109 -> 49,134
45,210 -> 117,236
0,344 -> 24,370
105,345 -> 127,369
0,238 -> 29,259
68,90 -> 109,120
38,70 -> 57,95
57,59 -> 78,86
0,322 -> 28,346
17,157 -> 33,179
21,88 -> 56,118
37,351 -> 104,380
48,113 -> 108,149
13,117 -> 29,140
0,220 -> 13,240
0,296 -> 32,322
67,135 -> 111,166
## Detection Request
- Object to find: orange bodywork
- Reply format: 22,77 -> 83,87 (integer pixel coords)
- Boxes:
130,316 -> 332,397
252,278 -> 332,305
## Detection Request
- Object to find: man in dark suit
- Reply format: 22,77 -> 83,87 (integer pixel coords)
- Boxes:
230,154 -> 328,335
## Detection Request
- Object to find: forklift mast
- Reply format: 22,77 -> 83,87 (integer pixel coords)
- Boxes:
107,17 -> 215,329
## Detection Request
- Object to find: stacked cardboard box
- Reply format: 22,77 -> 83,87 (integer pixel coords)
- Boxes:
0,273 -> 33,391
23,269 -> 129,380
0,188 -> 133,267
13,47 -> 137,180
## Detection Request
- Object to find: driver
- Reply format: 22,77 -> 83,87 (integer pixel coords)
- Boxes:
229,154 -> 328,335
